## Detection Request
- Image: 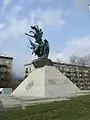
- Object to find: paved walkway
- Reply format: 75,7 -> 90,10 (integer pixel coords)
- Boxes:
0,91 -> 90,109
0,95 -> 69,109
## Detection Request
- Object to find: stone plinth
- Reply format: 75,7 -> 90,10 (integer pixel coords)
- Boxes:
11,66 -> 80,98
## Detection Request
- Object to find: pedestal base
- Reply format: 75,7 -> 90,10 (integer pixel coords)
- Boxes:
32,57 -> 53,68
11,66 -> 80,99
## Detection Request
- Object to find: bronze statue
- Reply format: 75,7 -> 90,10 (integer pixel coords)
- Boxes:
25,24 -> 50,58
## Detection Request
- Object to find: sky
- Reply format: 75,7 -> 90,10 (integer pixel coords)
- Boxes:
0,0 -> 90,77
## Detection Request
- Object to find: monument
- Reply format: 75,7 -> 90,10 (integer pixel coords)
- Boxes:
25,24 -> 53,68
11,24 -> 81,99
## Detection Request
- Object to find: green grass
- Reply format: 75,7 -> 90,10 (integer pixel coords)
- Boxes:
0,95 -> 90,120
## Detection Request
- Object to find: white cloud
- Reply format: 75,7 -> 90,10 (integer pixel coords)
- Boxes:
0,31 -> 8,44
0,4 -> 67,76
67,36 -> 90,49
50,52 -> 69,63
42,10 -> 65,26
10,5 -> 22,16
50,36 -> 90,63
0,7 -> 66,45
68,36 -> 90,55
3,0 -> 12,11
8,18 -> 28,38
4,0 -> 11,6
0,6 -> 66,43
64,36 -> 90,56
74,0 -> 90,11
0,18 -> 29,43
0,23 -> 5,30
29,9 -> 66,28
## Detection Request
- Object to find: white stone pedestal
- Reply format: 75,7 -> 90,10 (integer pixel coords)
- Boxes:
11,66 -> 80,99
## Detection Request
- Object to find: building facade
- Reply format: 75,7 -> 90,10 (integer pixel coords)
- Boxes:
0,54 -> 13,87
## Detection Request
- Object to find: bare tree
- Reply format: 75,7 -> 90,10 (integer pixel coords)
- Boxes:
69,55 -> 78,65
85,54 -> 90,67
77,56 -> 87,66
70,55 -> 89,67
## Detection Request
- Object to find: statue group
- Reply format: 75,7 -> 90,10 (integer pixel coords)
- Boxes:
25,25 -> 50,58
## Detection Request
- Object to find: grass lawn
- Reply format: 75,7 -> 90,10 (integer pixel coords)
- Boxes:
0,95 -> 90,120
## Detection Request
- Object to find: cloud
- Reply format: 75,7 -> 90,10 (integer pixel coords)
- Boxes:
29,9 -> 66,28
67,36 -> 90,49
0,3 -> 67,76
51,36 -> 90,63
0,23 -> 5,30
3,0 -> 12,11
65,36 -> 90,55
4,0 -> 11,6
0,31 -> 8,44
0,6 -> 66,43
9,5 -> 22,16
50,52 -> 69,63
74,0 -> 90,10
0,17 -> 30,44
8,18 -> 28,38
42,10 -> 65,26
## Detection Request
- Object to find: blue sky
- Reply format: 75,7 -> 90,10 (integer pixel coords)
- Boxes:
0,0 -> 90,77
